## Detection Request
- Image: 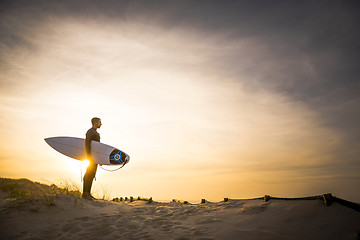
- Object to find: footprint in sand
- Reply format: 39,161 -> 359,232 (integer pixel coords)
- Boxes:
191,228 -> 207,236
195,218 -> 223,225
76,216 -> 90,221
40,228 -> 59,239
61,222 -> 76,232
240,204 -> 268,215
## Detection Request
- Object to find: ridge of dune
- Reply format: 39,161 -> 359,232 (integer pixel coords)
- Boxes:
0,178 -> 359,240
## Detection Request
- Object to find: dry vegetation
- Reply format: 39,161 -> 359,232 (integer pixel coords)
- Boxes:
0,178 -> 81,208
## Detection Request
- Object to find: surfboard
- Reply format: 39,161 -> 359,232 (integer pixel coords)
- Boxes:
44,136 -> 130,166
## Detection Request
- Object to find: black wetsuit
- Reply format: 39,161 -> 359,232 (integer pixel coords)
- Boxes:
83,127 -> 100,194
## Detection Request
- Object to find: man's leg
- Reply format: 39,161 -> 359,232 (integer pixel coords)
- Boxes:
82,162 -> 98,199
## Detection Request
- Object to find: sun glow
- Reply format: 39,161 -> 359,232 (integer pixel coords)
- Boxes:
81,159 -> 90,169
64,158 -> 90,174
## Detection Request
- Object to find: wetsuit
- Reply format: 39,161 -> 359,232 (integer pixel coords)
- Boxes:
83,127 -> 100,194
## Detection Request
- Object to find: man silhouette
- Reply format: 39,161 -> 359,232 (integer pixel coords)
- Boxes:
82,117 -> 102,200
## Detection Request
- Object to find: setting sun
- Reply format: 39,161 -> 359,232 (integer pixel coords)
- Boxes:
63,158 -> 90,177
81,159 -> 90,169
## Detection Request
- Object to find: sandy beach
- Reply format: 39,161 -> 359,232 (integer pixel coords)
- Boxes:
0,178 -> 359,240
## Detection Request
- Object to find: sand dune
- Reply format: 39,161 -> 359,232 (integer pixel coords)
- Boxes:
0,178 -> 359,240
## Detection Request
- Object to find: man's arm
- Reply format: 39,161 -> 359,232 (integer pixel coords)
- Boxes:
85,130 -> 93,160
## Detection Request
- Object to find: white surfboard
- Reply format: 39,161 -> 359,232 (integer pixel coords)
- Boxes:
44,136 -> 130,166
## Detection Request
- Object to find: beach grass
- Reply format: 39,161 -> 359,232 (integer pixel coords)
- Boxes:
0,177 -> 81,208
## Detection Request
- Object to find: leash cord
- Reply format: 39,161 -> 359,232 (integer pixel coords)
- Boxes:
99,164 -> 126,172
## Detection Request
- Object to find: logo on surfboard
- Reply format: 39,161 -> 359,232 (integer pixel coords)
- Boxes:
109,149 -> 129,165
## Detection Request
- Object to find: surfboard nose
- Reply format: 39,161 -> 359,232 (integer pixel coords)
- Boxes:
125,155 -> 130,164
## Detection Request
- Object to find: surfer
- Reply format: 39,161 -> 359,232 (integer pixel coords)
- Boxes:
82,117 -> 102,200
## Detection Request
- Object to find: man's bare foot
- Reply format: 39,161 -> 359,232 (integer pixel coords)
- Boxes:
82,192 -> 96,200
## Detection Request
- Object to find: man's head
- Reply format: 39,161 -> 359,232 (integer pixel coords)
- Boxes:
91,117 -> 102,129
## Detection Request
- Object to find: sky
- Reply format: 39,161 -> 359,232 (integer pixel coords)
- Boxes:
0,0 -> 359,202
